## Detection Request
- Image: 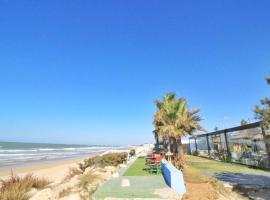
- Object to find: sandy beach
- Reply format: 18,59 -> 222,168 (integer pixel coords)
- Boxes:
0,150 -> 133,200
0,156 -> 89,182
0,149 -> 130,181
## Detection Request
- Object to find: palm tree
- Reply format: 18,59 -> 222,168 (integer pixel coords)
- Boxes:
153,93 -> 204,167
255,77 -> 270,161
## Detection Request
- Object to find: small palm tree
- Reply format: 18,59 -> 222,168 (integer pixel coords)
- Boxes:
153,93 -> 204,167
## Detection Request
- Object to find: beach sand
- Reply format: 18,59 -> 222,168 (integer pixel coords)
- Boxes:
0,149 -> 130,181
0,157 -> 88,182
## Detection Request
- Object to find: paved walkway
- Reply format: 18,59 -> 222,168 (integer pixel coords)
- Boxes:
93,158 -> 177,200
213,172 -> 270,188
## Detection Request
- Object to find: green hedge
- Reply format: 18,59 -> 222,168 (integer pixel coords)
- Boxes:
79,152 -> 128,171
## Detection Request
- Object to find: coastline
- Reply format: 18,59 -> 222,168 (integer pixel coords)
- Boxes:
0,156 -> 89,181
0,148 -> 131,181
0,146 -> 148,199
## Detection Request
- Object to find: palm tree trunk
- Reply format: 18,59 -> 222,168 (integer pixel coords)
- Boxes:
174,137 -> 185,170
154,132 -> 159,147
177,137 -> 184,159
168,137 -> 177,163
170,137 -> 184,159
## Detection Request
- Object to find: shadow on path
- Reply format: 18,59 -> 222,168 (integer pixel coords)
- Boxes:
214,172 -> 270,200
214,172 -> 270,187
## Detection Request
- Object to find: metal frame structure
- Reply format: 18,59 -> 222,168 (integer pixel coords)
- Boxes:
188,121 -> 270,169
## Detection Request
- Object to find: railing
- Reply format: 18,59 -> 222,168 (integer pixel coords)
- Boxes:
188,121 -> 270,169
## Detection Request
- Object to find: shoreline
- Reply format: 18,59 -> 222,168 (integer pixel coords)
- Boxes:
0,146 -> 148,199
0,148 -> 131,181
0,155 -> 90,181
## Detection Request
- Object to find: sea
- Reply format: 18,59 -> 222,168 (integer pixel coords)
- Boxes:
0,141 -> 124,169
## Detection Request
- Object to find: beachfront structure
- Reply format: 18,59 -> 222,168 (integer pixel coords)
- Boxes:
189,121 -> 270,169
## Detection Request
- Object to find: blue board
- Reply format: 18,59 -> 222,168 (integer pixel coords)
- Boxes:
161,159 -> 186,195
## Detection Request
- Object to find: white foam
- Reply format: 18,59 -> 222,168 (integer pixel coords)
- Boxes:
0,145 -> 121,168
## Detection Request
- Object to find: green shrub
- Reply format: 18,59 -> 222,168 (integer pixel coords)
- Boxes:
129,149 -> 136,157
79,152 -> 128,171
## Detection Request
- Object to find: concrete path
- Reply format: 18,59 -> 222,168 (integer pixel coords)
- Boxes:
213,172 -> 270,188
212,172 -> 270,200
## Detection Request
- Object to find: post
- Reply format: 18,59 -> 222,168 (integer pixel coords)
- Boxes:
206,134 -> 211,156
188,138 -> 191,154
224,130 -> 231,161
195,138 -> 198,154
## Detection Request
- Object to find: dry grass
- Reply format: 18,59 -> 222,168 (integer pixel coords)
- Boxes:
183,156 -> 248,200
78,171 -> 100,200
79,173 -> 99,191
64,167 -> 82,180
182,166 -> 220,200
79,187 -> 98,200
0,172 -> 50,200
58,187 -> 72,198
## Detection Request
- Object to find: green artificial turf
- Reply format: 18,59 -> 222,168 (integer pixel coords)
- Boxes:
93,157 -> 167,199
93,176 -> 167,199
123,157 -> 161,176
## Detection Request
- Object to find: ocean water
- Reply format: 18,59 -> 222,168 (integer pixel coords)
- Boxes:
0,141 -> 121,169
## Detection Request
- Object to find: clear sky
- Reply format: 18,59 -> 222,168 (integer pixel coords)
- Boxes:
0,0 -> 269,145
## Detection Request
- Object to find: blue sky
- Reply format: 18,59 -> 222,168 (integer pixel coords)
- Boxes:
0,0 -> 269,145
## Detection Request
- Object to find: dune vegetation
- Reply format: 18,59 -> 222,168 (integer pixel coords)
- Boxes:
78,152 -> 128,171
0,173 -> 50,200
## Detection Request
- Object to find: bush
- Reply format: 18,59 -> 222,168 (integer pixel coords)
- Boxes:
0,173 -> 50,200
78,171 -> 99,200
79,152 -> 128,171
58,187 -> 72,198
65,167 -> 83,180
129,149 -> 136,157
79,173 -> 99,190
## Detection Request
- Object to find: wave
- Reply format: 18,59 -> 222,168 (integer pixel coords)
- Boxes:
0,153 -> 36,157
0,145 -> 122,169
0,149 -> 37,153
0,149 -> 108,157
0,146 -> 112,153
